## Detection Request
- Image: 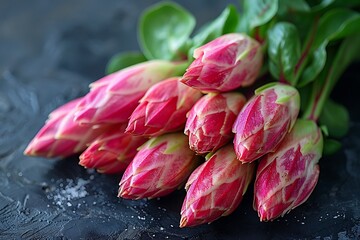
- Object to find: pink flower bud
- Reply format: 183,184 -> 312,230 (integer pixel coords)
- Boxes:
74,60 -> 186,125
185,92 -> 246,154
118,133 -> 199,199
254,119 -> 323,221
181,33 -> 263,92
232,83 -> 300,163
180,144 -> 255,227
79,125 -> 147,174
24,98 -> 110,158
125,77 -> 202,137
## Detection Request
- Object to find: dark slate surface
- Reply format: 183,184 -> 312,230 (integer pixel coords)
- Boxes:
0,1 -> 359,239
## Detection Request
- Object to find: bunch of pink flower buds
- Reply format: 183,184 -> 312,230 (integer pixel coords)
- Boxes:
25,31 -> 324,228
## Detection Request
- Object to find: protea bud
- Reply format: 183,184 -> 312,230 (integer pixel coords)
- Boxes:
254,119 -> 323,221
232,83 -> 300,163
118,133 -> 199,199
185,92 -> 246,154
79,125 -> 147,174
24,98 -> 110,158
180,144 -> 255,227
125,77 -> 202,137
74,60 -> 186,125
181,33 -> 263,92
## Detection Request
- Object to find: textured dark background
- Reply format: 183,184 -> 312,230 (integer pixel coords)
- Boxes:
0,1 -> 359,239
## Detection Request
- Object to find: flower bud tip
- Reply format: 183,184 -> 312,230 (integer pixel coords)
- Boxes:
179,217 -> 188,228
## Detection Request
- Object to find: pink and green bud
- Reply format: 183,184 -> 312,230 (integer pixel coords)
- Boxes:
74,60 -> 186,125
232,83 -> 300,163
181,33 -> 263,92
253,119 -> 323,221
125,77 -> 202,137
118,133 -> 199,199
185,92 -> 246,154
184,161 -> 206,192
180,144 -> 255,227
24,98 -> 110,158
79,125 -> 147,174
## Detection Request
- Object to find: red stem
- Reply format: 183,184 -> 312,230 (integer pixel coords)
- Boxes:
277,17 -> 319,85
254,27 -> 265,44
307,66 -> 334,122
294,17 -> 319,76
279,72 -> 288,84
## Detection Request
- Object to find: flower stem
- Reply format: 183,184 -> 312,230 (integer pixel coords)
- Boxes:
302,35 -> 360,121
293,16 -> 319,86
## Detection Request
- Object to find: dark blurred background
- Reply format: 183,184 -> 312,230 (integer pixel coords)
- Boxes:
0,0 -> 238,78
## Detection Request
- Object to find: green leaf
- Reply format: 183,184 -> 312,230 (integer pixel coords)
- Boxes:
302,34 -> 360,121
308,0 -> 360,12
294,8 -> 360,87
278,0 -> 310,15
320,125 -> 329,137
332,0 -> 360,8
323,138 -> 342,155
299,84 -> 313,113
307,0 -> 335,12
297,43 -> 326,87
312,8 -> 360,51
240,0 -> 278,33
267,22 -> 301,84
222,5 -> 239,34
106,52 -> 147,74
139,2 -> 195,60
319,99 -> 350,138
188,5 -> 238,59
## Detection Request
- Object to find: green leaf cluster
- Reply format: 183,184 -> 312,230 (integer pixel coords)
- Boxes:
243,0 -> 360,155
105,0 -> 360,155
106,2 -> 240,74
138,2 -> 240,62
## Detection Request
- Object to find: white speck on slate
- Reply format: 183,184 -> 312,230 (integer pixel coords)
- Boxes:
50,178 -> 89,207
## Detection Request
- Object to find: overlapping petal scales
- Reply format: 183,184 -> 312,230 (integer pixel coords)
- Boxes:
180,144 -> 255,227
79,124 -> 147,174
253,119 -> 323,221
118,133 -> 199,199
74,60 -> 185,125
232,83 -> 300,163
24,98 -> 110,158
185,92 -> 246,154
181,33 -> 263,92
126,77 -> 202,137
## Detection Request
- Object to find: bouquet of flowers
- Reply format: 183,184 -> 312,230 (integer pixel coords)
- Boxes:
24,0 -> 360,227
